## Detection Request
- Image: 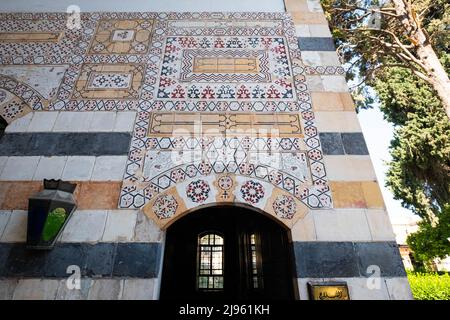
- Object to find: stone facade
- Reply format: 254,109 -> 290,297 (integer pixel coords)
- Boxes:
0,0 -> 412,300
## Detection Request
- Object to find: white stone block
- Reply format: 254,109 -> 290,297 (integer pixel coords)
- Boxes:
365,209 -> 396,241
27,112 -> 58,132
307,0 -> 324,12
297,278 -> 314,300
313,209 -> 372,241
385,277 -> 414,300
4,112 -> 33,132
305,75 -> 324,91
291,212 -> 316,242
33,156 -> 67,180
60,210 -> 107,243
87,279 -> 124,300
324,156 -> 377,181
89,111 -> 116,132
321,75 -> 349,92
1,210 -> 27,242
347,277 -> 390,300
0,156 -> 8,177
0,279 -> 19,299
113,111 -> 136,132
121,279 -> 156,300
91,156 -> 127,181
53,112 -> 94,132
102,210 -> 137,242
55,278 -> 93,300
314,111 -> 362,132
0,210 -> 12,239
309,25 -> 332,37
133,212 -> 163,242
0,156 -> 40,180
318,52 -> 340,66
61,156 -> 95,180
295,24 -> 310,37
13,279 -> 59,300
301,51 -> 322,66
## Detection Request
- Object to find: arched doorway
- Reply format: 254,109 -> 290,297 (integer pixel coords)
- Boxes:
160,205 -> 297,300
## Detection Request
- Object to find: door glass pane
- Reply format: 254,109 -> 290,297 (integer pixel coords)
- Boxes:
250,233 -> 263,289
197,233 -> 224,291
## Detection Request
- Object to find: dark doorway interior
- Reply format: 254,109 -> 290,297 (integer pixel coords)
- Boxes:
160,205 -> 296,300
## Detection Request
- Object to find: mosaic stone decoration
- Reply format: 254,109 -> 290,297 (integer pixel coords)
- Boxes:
88,18 -> 154,55
0,12 -> 333,227
152,194 -> 178,219
240,180 -> 265,205
186,179 -> 211,203
273,194 -> 297,219
72,63 -> 145,100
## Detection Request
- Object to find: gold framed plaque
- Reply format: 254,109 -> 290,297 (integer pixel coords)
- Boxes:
307,282 -> 350,300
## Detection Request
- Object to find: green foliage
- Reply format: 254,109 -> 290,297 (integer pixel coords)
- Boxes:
407,205 -> 450,263
376,67 -> 450,219
42,207 -> 67,242
407,271 -> 450,300
322,0 -> 450,265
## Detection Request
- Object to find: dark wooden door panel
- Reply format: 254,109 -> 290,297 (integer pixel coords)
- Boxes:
160,206 -> 295,300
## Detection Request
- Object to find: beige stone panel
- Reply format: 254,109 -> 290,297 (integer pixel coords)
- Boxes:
340,92 -> 357,111
264,188 -> 308,229
329,181 -> 366,208
135,29 -> 151,42
311,92 -> 355,112
0,32 -> 60,42
324,156 -> 377,181
314,111 -> 362,132
292,12 -> 328,24
142,187 -> 187,230
313,209 -> 372,241
116,20 -> 138,29
361,181 -> 386,209
291,211 -> 316,242
284,0 -> 309,12
213,174 -> 237,203
365,209 -> 396,241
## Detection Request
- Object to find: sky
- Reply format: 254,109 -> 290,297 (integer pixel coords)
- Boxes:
357,106 -> 420,225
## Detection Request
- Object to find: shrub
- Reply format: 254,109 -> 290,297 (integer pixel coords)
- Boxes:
407,271 -> 450,300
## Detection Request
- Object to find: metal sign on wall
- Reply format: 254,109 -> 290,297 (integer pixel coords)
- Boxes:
308,282 -> 350,300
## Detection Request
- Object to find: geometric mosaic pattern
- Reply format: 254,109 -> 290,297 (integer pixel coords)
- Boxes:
88,19 -> 154,55
0,12 -> 333,227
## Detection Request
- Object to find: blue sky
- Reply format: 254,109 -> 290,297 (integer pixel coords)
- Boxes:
358,106 -> 419,224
